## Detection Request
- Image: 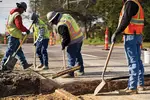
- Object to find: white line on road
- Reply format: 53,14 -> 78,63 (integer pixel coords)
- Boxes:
82,53 -> 99,58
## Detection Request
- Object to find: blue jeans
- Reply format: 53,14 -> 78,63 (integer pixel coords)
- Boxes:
124,34 -> 144,90
67,42 -> 84,73
36,39 -> 49,66
1,35 -> 27,66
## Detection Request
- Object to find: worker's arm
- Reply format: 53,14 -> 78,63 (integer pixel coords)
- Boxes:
114,1 -> 139,35
14,15 -> 28,32
58,25 -> 71,50
34,25 -> 45,44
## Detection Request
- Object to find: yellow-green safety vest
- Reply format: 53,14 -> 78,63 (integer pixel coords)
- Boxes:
57,14 -> 83,44
33,19 -> 50,39
6,12 -> 22,39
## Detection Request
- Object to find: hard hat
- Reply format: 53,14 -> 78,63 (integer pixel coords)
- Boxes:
47,11 -> 59,23
31,12 -> 39,21
16,2 -> 27,12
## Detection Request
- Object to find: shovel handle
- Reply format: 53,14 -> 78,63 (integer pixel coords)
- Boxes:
13,22 -> 34,57
63,49 -> 66,70
101,43 -> 114,79
33,25 -> 36,68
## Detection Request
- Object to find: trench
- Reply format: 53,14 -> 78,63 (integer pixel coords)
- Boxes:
0,70 -> 150,99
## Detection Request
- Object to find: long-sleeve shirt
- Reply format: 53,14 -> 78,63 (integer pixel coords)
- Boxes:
58,25 -> 71,49
9,8 -> 28,32
33,22 -> 45,43
115,1 -> 139,35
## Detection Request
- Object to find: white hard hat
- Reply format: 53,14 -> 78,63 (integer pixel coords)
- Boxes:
47,11 -> 59,23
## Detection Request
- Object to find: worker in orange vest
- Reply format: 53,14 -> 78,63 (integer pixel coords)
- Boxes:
111,0 -> 145,94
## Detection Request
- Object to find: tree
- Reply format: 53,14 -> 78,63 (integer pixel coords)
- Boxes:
143,1 -> 150,42
29,0 -> 150,42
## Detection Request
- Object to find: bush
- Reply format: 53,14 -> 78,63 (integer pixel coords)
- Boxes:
84,37 -> 104,45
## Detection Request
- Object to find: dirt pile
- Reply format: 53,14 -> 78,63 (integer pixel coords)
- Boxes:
0,71 -> 40,97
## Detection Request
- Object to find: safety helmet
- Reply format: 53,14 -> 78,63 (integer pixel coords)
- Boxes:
16,2 -> 27,12
31,12 -> 39,21
47,11 -> 59,23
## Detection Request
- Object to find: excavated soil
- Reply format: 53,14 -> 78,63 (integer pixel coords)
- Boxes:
0,71 -> 150,100
62,76 -> 150,95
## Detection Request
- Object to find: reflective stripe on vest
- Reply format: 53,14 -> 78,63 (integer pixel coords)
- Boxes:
6,12 -> 22,39
57,14 -> 83,41
119,0 -> 144,34
33,19 -> 50,39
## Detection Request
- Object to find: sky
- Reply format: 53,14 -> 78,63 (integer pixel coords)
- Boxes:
0,0 -> 32,34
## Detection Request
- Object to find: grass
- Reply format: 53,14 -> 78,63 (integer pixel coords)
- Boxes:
83,38 -> 104,45
143,42 -> 150,49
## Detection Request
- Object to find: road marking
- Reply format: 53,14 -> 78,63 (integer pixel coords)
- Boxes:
82,53 -> 98,58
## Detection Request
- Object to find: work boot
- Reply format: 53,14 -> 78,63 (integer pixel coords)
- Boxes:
23,63 -> 33,69
1,64 -> 8,71
42,66 -> 49,70
137,86 -> 145,91
118,88 -> 138,95
75,71 -> 85,76
37,64 -> 43,68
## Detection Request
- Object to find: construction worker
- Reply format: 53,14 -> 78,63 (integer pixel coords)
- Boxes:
0,2 -> 32,71
31,13 -> 50,70
111,0 -> 145,94
47,11 -> 84,77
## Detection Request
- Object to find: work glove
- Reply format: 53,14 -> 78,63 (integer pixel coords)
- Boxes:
33,18 -> 38,24
62,46 -> 65,50
26,30 -> 30,35
61,43 -> 65,50
111,33 -> 117,43
111,30 -> 121,43
33,42 -> 36,46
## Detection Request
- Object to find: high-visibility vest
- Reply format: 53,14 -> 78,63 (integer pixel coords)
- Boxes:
6,12 -> 22,39
33,19 -> 50,39
57,14 -> 83,44
119,0 -> 144,34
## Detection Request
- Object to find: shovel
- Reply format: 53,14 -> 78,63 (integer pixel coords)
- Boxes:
4,23 -> 34,70
62,49 -> 66,70
94,43 -> 114,96
33,28 -> 36,68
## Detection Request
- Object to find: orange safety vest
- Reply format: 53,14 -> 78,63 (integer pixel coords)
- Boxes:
119,0 -> 144,34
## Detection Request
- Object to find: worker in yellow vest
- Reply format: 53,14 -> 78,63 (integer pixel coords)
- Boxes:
1,2 -> 32,71
31,13 -> 50,70
47,11 -> 84,77
111,0 -> 145,94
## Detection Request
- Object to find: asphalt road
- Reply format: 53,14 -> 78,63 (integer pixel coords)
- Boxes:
0,44 -> 150,80
0,44 -> 150,100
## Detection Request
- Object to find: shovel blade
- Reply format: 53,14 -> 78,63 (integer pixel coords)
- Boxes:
94,80 -> 106,96
4,56 -> 18,70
